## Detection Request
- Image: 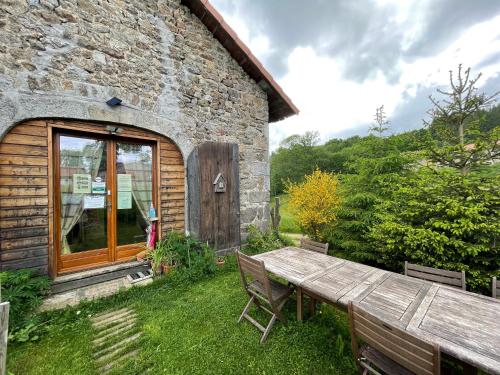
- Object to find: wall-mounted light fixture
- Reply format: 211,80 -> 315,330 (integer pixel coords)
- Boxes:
106,125 -> 123,135
106,97 -> 122,106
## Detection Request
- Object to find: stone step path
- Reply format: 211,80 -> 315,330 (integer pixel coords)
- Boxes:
91,308 -> 142,374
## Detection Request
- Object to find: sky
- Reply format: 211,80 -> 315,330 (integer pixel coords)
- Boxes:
211,0 -> 500,150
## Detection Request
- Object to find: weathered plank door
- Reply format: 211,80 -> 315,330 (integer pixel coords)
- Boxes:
187,142 -> 240,253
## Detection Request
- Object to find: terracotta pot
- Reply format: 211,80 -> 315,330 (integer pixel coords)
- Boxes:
162,263 -> 177,274
152,262 -> 162,276
215,259 -> 225,268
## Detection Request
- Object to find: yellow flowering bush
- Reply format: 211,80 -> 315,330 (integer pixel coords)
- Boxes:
286,169 -> 340,240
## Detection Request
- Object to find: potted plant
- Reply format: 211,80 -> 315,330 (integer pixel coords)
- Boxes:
161,250 -> 177,274
149,245 -> 165,276
215,256 -> 225,268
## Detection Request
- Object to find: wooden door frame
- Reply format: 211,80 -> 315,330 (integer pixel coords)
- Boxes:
50,126 -> 159,276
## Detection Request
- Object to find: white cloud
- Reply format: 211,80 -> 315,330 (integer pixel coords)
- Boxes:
212,1 -> 500,149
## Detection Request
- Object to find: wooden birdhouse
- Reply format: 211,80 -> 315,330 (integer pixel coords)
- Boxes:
213,172 -> 226,193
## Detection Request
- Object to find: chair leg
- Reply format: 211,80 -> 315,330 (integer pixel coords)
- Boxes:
260,314 -> 277,343
275,298 -> 289,325
238,295 -> 255,323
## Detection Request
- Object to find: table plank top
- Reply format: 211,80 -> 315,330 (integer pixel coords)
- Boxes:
253,247 -> 500,374
407,284 -> 500,375
301,259 -> 388,306
352,272 -> 432,329
253,247 -> 344,284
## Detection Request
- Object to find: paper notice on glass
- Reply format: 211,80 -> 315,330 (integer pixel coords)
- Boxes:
73,174 -> 91,194
91,181 -> 106,194
117,191 -> 132,209
117,174 -> 132,192
83,195 -> 105,209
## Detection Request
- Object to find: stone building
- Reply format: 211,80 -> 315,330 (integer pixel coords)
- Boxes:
0,0 -> 297,284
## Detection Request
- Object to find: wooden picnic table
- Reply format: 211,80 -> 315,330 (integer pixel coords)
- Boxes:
253,247 -> 500,375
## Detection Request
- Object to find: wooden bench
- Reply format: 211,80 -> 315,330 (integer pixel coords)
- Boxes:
405,261 -> 466,290
348,301 -> 441,375
493,277 -> 500,299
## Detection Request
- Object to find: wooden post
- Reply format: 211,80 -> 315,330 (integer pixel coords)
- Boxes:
0,302 -> 9,375
270,197 -> 281,232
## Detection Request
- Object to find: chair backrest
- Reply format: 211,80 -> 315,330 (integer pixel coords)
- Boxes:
236,251 -> 273,302
300,238 -> 329,254
348,301 -> 440,375
405,261 -> 466,290
493,277 -> 499,299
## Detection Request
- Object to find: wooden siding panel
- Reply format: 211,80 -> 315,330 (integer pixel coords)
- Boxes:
159,140 -> 185,237
0,144 -> 48,156
0,120 -> 49,274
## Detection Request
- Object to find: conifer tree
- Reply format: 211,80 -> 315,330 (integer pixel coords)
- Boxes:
370,105 -> 390,136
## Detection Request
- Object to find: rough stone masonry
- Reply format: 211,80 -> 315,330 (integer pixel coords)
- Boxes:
0,0 -> 271,238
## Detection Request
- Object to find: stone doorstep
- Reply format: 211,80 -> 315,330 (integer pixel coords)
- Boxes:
51,261 -> 151,294
40,276 -> 153,312
54,261 -> 149,283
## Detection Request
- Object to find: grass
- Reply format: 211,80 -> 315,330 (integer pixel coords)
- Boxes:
271,194 -> 301,233
8,268 -> 356,375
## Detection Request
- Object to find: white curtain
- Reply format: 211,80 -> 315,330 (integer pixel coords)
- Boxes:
120,148 -> 152,221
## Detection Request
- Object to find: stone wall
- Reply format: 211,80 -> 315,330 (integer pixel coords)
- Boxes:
0,0 -> 270,238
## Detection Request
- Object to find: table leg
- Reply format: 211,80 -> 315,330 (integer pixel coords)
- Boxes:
308,297 -> 316,316
296,286 -> 303,321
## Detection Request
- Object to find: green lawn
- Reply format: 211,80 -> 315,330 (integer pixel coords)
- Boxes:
271,194 -> 301,234
8,269 -> 357,375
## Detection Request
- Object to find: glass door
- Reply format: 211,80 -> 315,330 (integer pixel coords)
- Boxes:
56,133 -> 156,273
56,134 -> 111,272
115,142 -> 154,260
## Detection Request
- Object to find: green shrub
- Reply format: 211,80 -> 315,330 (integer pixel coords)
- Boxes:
244,225 -> 294,255
0,269 -> 50,342
159,231 -> 216,281
370,168 -> 499,293
325,146 -> 415,264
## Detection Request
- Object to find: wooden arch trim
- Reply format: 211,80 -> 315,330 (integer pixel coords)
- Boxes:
0,119 -> 185,277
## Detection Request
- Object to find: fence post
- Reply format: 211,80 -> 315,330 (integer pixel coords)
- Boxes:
0,302 -> 9,375
270,197 -> 281,232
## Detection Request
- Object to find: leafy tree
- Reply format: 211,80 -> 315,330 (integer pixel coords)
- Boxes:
280,131 -> 320,148
423,64 -> 499,174
270,132 -> 325,195
370,167 -> 499,293
480,104 -> 500,132
286,169 -> 340,241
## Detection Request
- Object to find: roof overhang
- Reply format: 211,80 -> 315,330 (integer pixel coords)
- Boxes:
181,0 -> 299,122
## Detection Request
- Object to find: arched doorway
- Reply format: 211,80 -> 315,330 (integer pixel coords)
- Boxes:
0,119 -> 185,277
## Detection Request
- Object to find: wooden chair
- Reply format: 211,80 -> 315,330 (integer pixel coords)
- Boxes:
300,237 -> 329,254
493,277 -> 499,299
405,261 -> 466,290
236,251 -> 294,343
299,238 -> 328,315
348,301 -> 441,375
